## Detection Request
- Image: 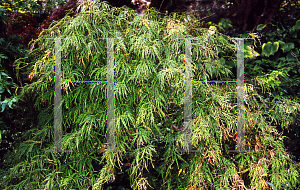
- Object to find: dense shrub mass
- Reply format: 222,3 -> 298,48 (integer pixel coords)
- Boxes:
1,0 -> 299,189
0,0 -> 81,171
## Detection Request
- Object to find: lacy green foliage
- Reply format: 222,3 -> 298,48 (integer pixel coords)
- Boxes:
1,0 -> 300,189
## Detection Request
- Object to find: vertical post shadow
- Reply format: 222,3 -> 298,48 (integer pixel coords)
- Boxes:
184,38 -> 192,153
229,38 -> 254,153
106,38 -> 116,152
46,37 -> 71,153
177,38 -> 202,153
98,37 -> 122,153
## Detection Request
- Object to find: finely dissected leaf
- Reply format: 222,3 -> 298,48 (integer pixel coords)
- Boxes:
2,0 -> 300,190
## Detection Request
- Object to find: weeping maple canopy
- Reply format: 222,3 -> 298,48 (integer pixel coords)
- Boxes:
3,0 -> 300,189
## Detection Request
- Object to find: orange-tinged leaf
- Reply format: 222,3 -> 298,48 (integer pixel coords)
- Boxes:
208,158 -> 213,165
28,70 -> 35,82
186,186 -> 199,190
